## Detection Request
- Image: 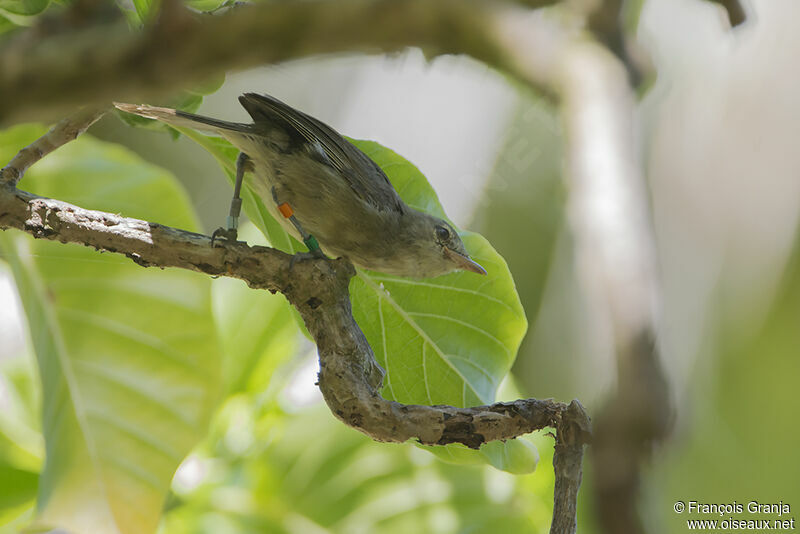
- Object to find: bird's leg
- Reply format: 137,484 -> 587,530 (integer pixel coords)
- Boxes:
271,187 -> 325,262
212,152 -> 250,246
277,202 -> 325,260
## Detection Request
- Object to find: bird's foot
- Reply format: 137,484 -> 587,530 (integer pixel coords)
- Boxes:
289,249 -> 326,270
210,227 -> 239,247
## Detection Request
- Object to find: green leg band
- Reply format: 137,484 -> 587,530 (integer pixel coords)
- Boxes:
304,235 -> 320,252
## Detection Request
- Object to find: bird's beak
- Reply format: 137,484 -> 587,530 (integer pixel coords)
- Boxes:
444,247 -> 487,275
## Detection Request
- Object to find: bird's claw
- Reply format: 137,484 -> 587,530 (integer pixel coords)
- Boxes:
289,249 -> 326,270
211,227 -> 239,247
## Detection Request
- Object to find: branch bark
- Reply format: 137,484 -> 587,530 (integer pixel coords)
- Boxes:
1,113 -> 589,533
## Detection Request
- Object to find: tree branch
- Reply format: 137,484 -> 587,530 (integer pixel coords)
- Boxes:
0,0 -> 560,126
557,41 -> 670,534
586,0 -> 648,87
704,0 -> 747,27
1,107 -> 106,186
0,112 -> 589,533
0,181 -> 591,447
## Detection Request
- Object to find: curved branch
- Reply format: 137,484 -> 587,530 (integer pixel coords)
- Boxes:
0,180 -> 592,534
0,183 -> 591,449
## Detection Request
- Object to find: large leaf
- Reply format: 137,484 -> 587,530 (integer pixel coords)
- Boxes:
0,343 -> 42,529
0,0 -> 49,16
0,14 -> 14,34
211,223 -> 300,395
131,0 -> 156,22
179,131 -> 530,470
185,0 -> 230,12
0,125 -> 221,534
350,141 -> 526,408
131,0 -> 230,21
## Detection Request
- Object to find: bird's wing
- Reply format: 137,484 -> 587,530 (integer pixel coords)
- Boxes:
239,93 -> 405,214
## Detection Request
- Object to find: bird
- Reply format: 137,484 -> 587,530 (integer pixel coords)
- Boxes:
114,93 -> 486,278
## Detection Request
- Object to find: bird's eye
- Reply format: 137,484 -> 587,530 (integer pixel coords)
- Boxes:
435,225 -> 451,242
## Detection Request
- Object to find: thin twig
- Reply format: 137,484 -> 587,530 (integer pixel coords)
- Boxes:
551,400 -> 591,534
0,107 -> 106,186
586,0 -> 648,86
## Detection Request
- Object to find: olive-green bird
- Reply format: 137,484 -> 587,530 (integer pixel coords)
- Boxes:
115,93 -> 486,278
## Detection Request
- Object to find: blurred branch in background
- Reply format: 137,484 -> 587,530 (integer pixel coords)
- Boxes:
559,24 -> 671,534
703,0 -> 747,26
586,0 -> 631,80
586,0 -> 649,87
0,0 -> 563,127
491,0 -> 673,524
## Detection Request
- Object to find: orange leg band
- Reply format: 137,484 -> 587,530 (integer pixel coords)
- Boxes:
278,202 -> 293,218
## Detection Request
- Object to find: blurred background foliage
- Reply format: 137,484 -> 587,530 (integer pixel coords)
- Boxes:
1,0 -> 800,533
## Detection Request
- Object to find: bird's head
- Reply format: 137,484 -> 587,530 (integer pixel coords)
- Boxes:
394,211 -> 486,278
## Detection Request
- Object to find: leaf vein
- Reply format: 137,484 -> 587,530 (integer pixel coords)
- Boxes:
359,273 -> 489,404
61,307 -> 206,377
75,360 -> 201,429
85,407 -> 185,462
366,275 -> 515,313
406,312 -> 512,358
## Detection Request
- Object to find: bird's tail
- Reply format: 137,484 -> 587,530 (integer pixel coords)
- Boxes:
113,102 -> 250,133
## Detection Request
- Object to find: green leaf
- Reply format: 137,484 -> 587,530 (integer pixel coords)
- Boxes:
0,337 -> 42,527
174,131 -> 529,470
352,239 -> 521,405
211,223 -> 299,395
131,0 -> 157,22
0,341 -> 43,472
0,125 -> 221,534
481,439 -> 539,475
185,0 -> 229,11
0,465 -> 37,515
0,0 -> 49,16
0,14 -> 15,33
348,141 -> 527,404
183,73 -> 226,97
